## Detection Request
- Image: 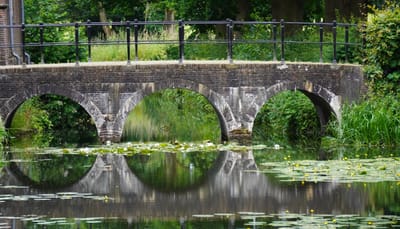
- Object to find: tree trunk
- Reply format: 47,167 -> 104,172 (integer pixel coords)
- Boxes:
271,0 -> 305,21
98,1 -> 112,39
236,0 -> 250,20
271,0 -> 305,35
324,0 -> 367,22
164,9 -> 175,38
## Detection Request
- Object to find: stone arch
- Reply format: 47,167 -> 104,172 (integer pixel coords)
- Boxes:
1,86 -> 105,137
115,79 -> 235,142
250,80 -> 340,132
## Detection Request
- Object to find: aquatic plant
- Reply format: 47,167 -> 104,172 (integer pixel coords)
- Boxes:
260,156 -> 400,183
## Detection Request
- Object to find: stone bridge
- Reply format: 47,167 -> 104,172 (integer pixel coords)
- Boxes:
0,61 -> 364,142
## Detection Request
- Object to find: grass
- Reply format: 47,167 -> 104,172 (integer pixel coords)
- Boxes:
91,33 -> 171,61
121,89 -> 220,143
328,95 -> 400,147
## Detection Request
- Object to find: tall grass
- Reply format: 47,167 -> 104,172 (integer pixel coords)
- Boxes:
122,89 -> 220,143
122,103 -> 160,141
91,32 -> 171,61
329,95 -> 400,146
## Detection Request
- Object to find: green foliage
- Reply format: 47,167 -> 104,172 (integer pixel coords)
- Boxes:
91,32 -> 170,61
122,89 -> 220,142
253,91 -> 321,146
24,0 -> 87,63
249,0 -> 272,21
235,22 -> 360,63
12,153 -> 96,188
38,95 -> 98,146
11,95 -> 98,147
127,151 -> 217,191
10,98 -> 53,146
363,1 -> 400,86
328,95 -> 400,146
0,118 -> 5,146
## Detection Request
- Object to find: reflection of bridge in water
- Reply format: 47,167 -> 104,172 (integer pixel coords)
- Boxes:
0,151 -> 365,222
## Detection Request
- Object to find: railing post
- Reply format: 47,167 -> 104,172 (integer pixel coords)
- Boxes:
332,20 -> 337,64
319,23 -> 323,63
39,23 -> 44,64
362,24 -> 366,49
126,21 -> 131,65
272,19 -> 277,61
362,24 -> 366,64
178,20 -> 184,64
86,20 -> 92,62
344,25 -> 349,63
74,22 -> 80,65
280,19 -> 285,65
134,19 -> 139,61
21,23 -> 26,66
226,18 -> 233,63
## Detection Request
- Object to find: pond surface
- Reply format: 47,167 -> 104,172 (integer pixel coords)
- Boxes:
0,143 -> 399,228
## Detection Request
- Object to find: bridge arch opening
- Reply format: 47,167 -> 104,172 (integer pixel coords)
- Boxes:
121,88 -> 224,143
7,94 -> 99,147
252,83 -> 338,146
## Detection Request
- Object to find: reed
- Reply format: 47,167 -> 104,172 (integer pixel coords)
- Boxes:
330,95 -> 400,146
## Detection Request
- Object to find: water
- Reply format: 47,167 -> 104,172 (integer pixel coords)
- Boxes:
0,144 -> 399,228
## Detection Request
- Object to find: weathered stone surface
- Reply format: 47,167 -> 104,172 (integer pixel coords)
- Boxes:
0,61 -> 365,142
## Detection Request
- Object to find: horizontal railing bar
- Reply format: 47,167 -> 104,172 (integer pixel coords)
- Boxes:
0,20 -> 359,28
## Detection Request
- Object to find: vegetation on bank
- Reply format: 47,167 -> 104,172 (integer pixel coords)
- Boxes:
328,1 -> 400,147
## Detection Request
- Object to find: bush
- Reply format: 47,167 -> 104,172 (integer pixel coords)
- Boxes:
363,1 -> 400,86
253,91 -> 321,146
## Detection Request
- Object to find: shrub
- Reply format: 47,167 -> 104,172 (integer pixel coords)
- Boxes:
363,1 -> 400,86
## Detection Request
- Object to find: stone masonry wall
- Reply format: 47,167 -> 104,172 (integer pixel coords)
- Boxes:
0,62 -> 365,142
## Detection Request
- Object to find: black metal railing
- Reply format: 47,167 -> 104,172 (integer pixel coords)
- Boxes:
0,20 -> 362,65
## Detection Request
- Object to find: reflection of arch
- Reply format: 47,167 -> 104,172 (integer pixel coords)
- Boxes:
1,87 -> 104,136
252,80 -> 339,131
116,79 -> 235,141
125,151 -> 224,192
6,153 -> 96,189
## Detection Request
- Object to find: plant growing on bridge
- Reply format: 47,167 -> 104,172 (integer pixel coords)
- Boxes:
0,118 -> 5,146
